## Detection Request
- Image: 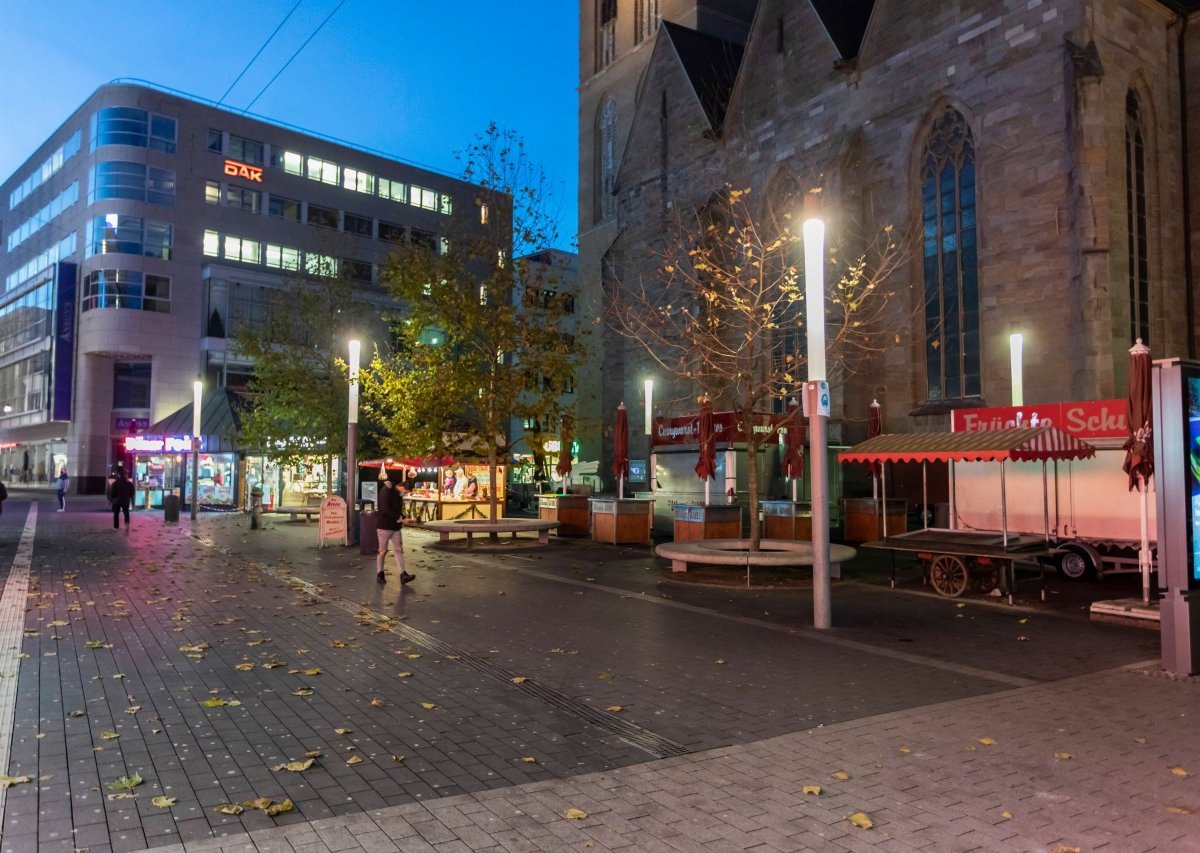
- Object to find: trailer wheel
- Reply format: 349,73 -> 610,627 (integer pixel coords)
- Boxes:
1056,548 -> 1095,581
929,554 -> 969,598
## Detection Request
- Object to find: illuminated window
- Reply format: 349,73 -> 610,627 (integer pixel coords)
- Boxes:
305,253 -> 338,277
205,181 -> 220,205
440,194 -> 453,215
379,178 -> 406,202
410,186 -> 437,210
306,156 -> 338,185
87,215 -> 171,260
6,182 -> 79,251
203,230 -> 220,257
224,235 -> 261,264
265,243 -> 300,271
480,203 -> 489,224
10,131 -> 81,209
498,249 -> 507,268
343,167 -> 376,195
278,150 -> 303,176
90,107 -> 176,153
439,237 -> 450,255
82,270 -> 170,313
90,162 -> 175,206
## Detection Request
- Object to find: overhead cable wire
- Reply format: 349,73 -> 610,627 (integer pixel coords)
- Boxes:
217,0 -> 305,106
241,0 -> 349,114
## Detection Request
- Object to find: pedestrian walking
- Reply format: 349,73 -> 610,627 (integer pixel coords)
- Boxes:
376,469 -> 414,585
110,469 -> 135,530
55,468 -> 69,511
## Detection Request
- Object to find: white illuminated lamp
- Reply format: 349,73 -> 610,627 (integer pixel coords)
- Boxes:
347,339 -> 361,543
190,379 -> 202,520
644,379 -> 654,435
802,191 -> 831,630
1009,333 -> 1024,407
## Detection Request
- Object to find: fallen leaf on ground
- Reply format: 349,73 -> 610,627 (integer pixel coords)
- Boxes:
522,757 -> 537,764
151,795 -> 177,808
334,728 -> 352,735
67,710 -> 86,718
272,758 -> 314,772
371,697 -> 387,708
396,671 -> 413,678
125,706 -> 141,714
606,705 -> 624,713
1167,805 -> 1192,814
235,663 -> 254,671
1134,737 -> 1147,745
802,785 -> 821,796
511,677 -> 527,684
1017,636 -> 1030,642
1054,752 -> 1073,761
1048,845 -> 1081,853
715,659 -> 726,665
346,755 -> 364,765
291,688 -> 314,697
303,668 -> 322,676
106,773 -> 143,791
214,804 -> 244,815
420,702 -> 437,710
847,812 -> 873,829
1000,810 -> 1013,820
899,747 -> 912,754
304,750 -> 322,758
832,771 -> 850,781
977,737 -> 998,746
266,799 -> 295,816
243,797 -> 273,810
391,754 -> 405,762
564,807 -> 588,820
597,672 -> 613,680
100,731 -> 120,740
1170,766 -> 1193,778
0,775 -> 31,789
200,698 -> 229,708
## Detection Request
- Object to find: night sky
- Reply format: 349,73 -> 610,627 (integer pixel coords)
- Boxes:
0,0 -> 579,249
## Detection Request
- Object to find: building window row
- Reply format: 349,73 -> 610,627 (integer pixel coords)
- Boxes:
634,0 -> 660,44
91,107 -> 177,154
82,269 -> 171,313
6,182 -> 79,252
203,181 -> 448,252
203,229 -> 357,280
0,352 -> 49,417
0,281 -> 53,358
265,145 -> 453,213
86,214 -> 172,260
9,131 -> 81,210
89,162 -> 176,207
5,233 -> 76,293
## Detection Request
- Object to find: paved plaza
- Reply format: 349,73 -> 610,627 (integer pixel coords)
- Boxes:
0,492 -> 1195,852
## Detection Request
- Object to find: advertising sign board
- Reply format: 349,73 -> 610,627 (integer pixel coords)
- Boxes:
318,495 -> 348,547
951,399 -> 1127,440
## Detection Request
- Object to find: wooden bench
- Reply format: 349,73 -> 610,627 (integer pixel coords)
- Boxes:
419,518 -> 560,545
264,507 -> 321,523
655,538 -> 857,575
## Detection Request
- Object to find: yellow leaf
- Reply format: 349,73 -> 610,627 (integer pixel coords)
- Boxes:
263,661 -> 286,669
977,737 -> 997,746
1018,618 -> 1029,624
606,705 -> 624,713
954,603 -> 965,609
802,785 -> 821,796
597,672 -> 613,680
564,807 -> 588,820
1170,766 -> 1193,778
1054,752 -> 1073,761
151,795 -> 177,808
243,797 -> 273,810
291,688 -> 314,697
715,659 -> 726,665
522,756 -> 537,763
1166,805 -> 1192,815
0,774 -> 31,789
371,697 -> 387,708
421,702 -> 437,710
48,620 -> 69,627
397,671 -> 413,678
235,663 -> 255,671
125,706 -> 141,714
347,755 -> 364,765
407,653 -> 421,659
214,804 -> 244,815
100,731 -> 120,740
1000,810 -> 1013,820
200,698 -> 228,708
304,750 -> 322,758
1017,636 -> 1030,642
832,771 -> 850,781
334,728 -> 352,735
266,798 -> 295,816
303,668 -> 322,676
511,677 -> 527,684
848,812 -> 874,829
1049,846 -> 1081,853
272,758 -> 314,772
391,754 -> 405,762
899,747 -> 912,754
1135,737 -> 1147,745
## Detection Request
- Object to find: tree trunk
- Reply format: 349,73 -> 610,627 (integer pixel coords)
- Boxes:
747,435 -> 760,552
326,456 -> 334,501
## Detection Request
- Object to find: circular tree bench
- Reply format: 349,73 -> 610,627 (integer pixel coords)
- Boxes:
418,518 -> 560,545
655,538 -> 857,576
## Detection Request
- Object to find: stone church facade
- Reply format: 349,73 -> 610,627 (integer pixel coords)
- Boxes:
579,0 -> 1198,475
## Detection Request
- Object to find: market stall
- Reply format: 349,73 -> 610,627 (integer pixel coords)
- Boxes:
365,459 -> 506,521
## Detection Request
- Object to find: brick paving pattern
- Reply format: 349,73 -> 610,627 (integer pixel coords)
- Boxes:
0,497 -> 1190,852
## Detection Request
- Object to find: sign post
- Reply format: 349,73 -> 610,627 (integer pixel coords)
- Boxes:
318,495 -> 348,548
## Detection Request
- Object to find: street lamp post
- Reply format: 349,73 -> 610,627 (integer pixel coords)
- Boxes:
802,191 -> 832,630
1010,333 -> 1024,407
347,339 -> 360,543
190,378 -> 202,521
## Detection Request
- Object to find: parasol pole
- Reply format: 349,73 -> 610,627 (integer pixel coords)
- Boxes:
1140,474 -> 1150,604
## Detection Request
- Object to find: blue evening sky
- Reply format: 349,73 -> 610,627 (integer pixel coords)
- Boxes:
0,0 -> 579,249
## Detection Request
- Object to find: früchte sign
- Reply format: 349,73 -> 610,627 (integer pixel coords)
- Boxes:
223,159 -> 263,182
652,411 -> 804,448
124,434 -> 204,453
951,399 -> 1127,440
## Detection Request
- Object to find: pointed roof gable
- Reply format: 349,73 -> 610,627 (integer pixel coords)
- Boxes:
809,0 -> 876,61
662,21 -> 744,130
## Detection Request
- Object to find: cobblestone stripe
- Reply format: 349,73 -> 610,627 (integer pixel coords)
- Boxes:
0,503 -> 38,823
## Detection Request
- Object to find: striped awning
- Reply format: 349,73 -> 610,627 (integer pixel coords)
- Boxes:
838,426 -> 1097,465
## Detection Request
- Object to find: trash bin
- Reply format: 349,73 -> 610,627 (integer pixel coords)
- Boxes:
163,493 -> 181,523
359,511 -> 378,554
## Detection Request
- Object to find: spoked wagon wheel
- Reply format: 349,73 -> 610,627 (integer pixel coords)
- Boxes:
929,554 -> 969,598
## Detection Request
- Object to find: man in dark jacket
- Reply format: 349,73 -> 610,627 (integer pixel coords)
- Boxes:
376,469 -> 414,585
111,470 -> 135,530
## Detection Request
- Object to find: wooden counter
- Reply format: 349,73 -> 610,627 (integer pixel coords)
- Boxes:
590,498 -> 653,544
842,497 -> 907,543
538,494 -> 590,536
761,501 -> 813,541
672,504 -> 743,542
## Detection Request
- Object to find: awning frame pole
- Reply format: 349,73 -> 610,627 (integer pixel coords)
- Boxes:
881,461 -> 888,538
1001,460 -> 1009,550
1042,459 -> 1050,546
922,460 -> 928,530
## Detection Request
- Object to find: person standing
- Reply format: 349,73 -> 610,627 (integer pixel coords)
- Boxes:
376,470 -> 414,585
55,468 -> 69,511
111,469 -> 135,530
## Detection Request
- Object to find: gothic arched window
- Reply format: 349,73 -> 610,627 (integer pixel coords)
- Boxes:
598,98 -> 617,222
1126,90 -> 1149,345
921,107 -> 980,401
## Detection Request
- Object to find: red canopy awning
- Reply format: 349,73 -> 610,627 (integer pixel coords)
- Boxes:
838,426 -> 1097,465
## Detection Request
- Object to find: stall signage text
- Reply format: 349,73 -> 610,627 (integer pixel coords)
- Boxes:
951,399 -> 1127,439
223,159 -> 263,182
653,411 -> 802,447
125,434 -> 202,453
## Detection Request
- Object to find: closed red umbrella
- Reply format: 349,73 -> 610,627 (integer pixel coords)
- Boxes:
1122,339 -> 1153,603
556,415 -> 574,480
783,402 -> 805,503
695,396 -> 716,504
612,403 -> 629,498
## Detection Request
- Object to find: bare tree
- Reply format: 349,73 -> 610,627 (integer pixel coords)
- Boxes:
607,186 -> 906,549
